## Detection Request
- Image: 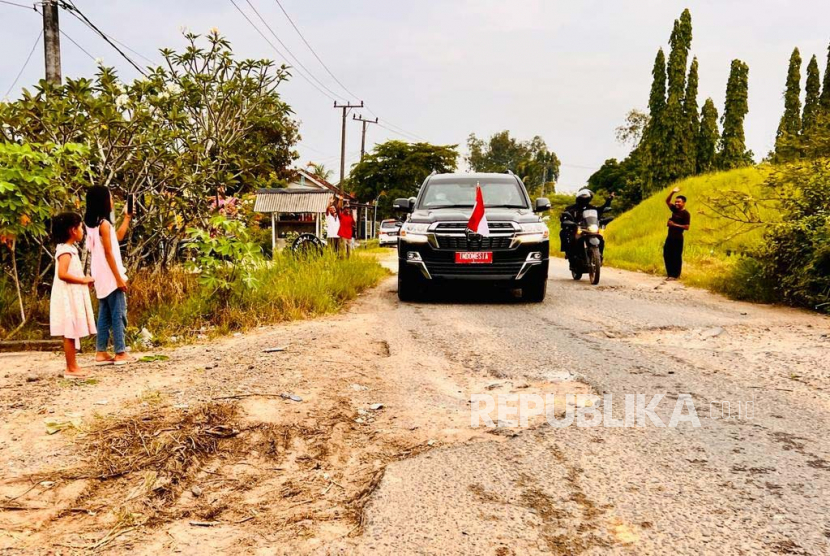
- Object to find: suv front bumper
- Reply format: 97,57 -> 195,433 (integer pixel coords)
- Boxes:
398,238 -> 549,282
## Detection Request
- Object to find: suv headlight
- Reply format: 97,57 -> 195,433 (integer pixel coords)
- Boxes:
515,222 -> 550,243
400,222 -> 429,243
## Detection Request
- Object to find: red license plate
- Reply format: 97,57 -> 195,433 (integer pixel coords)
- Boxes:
455,251 -> 493,264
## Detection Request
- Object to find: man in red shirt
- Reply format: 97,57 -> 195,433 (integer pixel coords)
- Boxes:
338,204 -> 355,256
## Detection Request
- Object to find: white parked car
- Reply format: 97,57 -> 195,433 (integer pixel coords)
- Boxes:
378,219 -> 402,246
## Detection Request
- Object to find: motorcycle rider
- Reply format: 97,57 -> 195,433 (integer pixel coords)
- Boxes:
559,189 -> 615,258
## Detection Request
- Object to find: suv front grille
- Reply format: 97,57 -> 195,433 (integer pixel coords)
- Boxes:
435,236 -> 513,250
433,222 -> 514,232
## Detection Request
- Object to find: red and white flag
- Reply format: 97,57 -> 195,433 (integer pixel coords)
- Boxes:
466,183 -> 489,237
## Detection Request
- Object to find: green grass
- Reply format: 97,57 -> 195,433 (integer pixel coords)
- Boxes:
1,251 -> 388,344
603,166 -> 777,290
133,250 -> 389,343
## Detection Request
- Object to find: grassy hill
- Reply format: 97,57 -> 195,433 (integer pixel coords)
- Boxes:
603,166 -> 778,290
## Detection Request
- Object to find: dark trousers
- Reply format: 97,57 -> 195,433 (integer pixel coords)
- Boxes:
663,236 -> 684,278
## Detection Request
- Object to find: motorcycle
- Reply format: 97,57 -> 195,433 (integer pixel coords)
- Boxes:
562,208 -> 613,285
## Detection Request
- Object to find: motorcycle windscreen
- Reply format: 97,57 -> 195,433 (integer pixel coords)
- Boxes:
581,209 -> 599,227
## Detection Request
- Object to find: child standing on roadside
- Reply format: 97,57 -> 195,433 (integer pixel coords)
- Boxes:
84,185 -> 134,366
50,212 -> 97,378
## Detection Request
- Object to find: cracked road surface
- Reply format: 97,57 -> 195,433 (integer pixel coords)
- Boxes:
353,257 -> 830,555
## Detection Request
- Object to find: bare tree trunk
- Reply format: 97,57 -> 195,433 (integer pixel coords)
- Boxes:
5,239 -> 27,339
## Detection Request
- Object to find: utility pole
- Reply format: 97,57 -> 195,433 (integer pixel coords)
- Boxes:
333,101 -> 363,188
43,0 -> 62,84
353,114 -> 378,161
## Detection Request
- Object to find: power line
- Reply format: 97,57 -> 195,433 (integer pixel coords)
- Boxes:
0,0 -> 34,9
269,0 -> 426,143
227,0 -> 338,102
271,0 -> 360,101
4,29 -> 42,98
243,0 -> 347,101
59,0 -> 146,75
376,121 -> 422,142
59,27 -> 95,60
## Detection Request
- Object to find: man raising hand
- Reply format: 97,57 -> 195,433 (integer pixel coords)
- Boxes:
664,187 -> 690,280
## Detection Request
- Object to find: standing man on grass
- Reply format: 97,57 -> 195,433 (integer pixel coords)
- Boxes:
664,187 -> 691,281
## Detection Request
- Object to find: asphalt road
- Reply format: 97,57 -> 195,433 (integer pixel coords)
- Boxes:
352,256 -> 830,555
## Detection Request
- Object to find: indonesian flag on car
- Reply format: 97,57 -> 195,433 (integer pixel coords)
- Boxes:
466,183 -> 489,237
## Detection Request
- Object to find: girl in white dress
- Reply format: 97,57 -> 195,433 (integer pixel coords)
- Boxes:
50,212 -> 96,378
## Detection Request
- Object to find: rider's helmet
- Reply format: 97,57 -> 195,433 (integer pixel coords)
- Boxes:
575,188 -> 594,208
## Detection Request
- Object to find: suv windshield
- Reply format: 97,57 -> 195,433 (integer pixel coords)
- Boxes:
418,177 -> 528,210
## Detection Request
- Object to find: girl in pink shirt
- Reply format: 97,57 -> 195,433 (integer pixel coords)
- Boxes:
84,186 -> 133,365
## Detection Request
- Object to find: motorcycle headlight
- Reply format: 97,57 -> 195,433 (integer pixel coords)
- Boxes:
400,222 -> 429,243
587,224 -> 599,233
515,222 -> 550,243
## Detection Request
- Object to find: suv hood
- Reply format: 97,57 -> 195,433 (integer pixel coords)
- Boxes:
409,208 -> 541,224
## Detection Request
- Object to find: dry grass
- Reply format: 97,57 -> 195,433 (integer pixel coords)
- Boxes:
70,402 -> 241,487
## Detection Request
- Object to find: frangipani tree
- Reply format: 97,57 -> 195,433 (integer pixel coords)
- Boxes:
0,29 -> 299,273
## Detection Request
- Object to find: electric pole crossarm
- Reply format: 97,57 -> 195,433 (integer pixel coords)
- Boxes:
333,101 -> 363,187
353,114 -> 378,161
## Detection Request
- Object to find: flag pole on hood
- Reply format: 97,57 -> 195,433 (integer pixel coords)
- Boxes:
466,182 -> 489,237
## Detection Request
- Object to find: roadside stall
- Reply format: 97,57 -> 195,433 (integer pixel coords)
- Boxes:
254,189 -> 334,253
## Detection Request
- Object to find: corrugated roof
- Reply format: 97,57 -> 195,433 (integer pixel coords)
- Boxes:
254,189 -> 334,213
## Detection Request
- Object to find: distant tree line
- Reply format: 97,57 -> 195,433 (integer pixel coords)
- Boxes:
589,9 -> 752,208
466,131 -> 561,197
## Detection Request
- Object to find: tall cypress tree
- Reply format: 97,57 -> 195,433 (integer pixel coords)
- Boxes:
775,47 -> 802,156
821,41 -> 830,113
802,55 -> 821,134
682,57 -> 700,176
663,9 -> 693,183
642,48 -> 668,191
697,98 -> 719,173
719,60 -> 751,170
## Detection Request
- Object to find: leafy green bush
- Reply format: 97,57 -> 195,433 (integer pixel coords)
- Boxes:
753,159 -> 830,310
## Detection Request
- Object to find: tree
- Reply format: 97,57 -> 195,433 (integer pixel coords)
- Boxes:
718,59 -> 752,169
0,142 -> 86,333
821,41 -> 830,113
349,141 -> 458,218
466,131 -> 560,194
641,48 -> 668,191
775,48 -> 802,157
697,98 -> 719,173
756,159 -> 830,311
802,55 -> 822,135
307,162 -> 332,182
682,57 -> 701,175
587,157 -> 642,210
615,109 -> 650,146
663,10 -> 694,183
0,31 -> 299,271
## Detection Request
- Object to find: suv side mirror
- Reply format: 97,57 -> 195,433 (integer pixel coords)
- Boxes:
392,198 -> 411,212
534,198 -> 551,212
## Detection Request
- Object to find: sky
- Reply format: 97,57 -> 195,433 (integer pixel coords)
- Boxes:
2,0 -> 829,192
